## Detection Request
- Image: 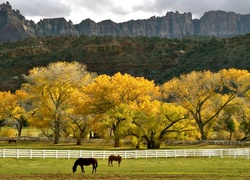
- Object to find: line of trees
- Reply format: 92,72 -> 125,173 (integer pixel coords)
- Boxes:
1,62 -> 250,148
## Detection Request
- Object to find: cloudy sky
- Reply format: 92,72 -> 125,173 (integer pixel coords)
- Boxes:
2,0 -> 250,24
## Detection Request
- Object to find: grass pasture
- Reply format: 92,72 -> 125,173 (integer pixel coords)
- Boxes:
0,157 -> 249,179
1,139 -> 248,150
1,139 -> 250,179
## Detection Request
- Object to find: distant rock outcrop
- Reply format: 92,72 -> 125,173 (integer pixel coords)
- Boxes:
1,1 -> 250,43
198,10 -> 244,37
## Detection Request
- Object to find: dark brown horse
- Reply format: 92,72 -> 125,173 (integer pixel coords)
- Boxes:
72,158 -> 98,173
8,139 -> 16,144
108,155 -> 122,167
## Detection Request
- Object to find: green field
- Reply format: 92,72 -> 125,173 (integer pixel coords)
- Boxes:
1,140 -> 250,179
1,139 -> 247,150
0,157 -> 249,179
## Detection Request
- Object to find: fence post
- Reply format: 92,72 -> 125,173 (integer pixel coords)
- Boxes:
16,149 -> 19,159
3,149 -> 5,158
43,150 -> 45,159
56,150 -> 58,159
246,149 -> 249,159
30,149 -> 32,159
220,149 -> 223,158
68,150 -> 70,159
247,149 -> 250,160
145,150 -> 147,159
165,150 -> 168,158
103,150 -> 105,159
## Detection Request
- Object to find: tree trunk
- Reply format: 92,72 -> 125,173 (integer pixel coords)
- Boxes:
147,132 -> 161,149
76,129 -> 85,145
114,137 -> 121,147
54,120 -> 60,144
76,138 -> 81,145
16,123 -> 22,138
229,131 -> 233,144
147,140 -> 160,149
197,123 -> 206,140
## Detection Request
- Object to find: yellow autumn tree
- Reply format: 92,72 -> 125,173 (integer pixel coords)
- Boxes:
128,100 -> 191,148
0,91 -> 16,128
235,90 -> 250,140
21,61 -> 96,144
85,72 -> 160,147
161,69 -> 250,140
8,90 -> 30,137
239,107 -> 250,140
66,81 -> 96,145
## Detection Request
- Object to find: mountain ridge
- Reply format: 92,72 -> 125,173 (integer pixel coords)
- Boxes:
1,1 -> 250,44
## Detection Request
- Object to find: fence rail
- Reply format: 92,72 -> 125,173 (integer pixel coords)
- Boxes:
0,148 -> 249,159
2,137 -> 250,145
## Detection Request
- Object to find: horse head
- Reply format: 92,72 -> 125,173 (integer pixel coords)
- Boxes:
72,165 -> 77,173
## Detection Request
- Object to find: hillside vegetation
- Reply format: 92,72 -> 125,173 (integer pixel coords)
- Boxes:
0,34 -> 250,91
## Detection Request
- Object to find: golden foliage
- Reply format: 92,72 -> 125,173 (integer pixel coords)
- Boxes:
161,69 -> 250,140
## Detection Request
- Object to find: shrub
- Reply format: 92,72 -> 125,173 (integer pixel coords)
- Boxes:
0,127 -> 16,137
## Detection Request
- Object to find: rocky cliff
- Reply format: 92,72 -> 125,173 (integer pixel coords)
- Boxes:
1,1 -> 250,44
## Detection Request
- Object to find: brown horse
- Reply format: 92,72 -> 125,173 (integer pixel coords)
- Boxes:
72,158 -> 98,173
108,155 -> 122,167
8,139 -> 16,144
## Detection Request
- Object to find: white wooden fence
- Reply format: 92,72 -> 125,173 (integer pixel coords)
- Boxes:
0,148 -> 249,159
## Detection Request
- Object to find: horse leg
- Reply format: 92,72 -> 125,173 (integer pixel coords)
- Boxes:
81,165 -> 85,173
92,164 -> 97,173
108,159 -> 113,166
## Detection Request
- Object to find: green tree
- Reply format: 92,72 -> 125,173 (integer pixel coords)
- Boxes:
225,118 -> 237,142
238,91 -> 250,140
240,110 -> 250,140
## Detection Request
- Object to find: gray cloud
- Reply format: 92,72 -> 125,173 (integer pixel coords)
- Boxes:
4,0 -> 71,17
133,0 -> 250,18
